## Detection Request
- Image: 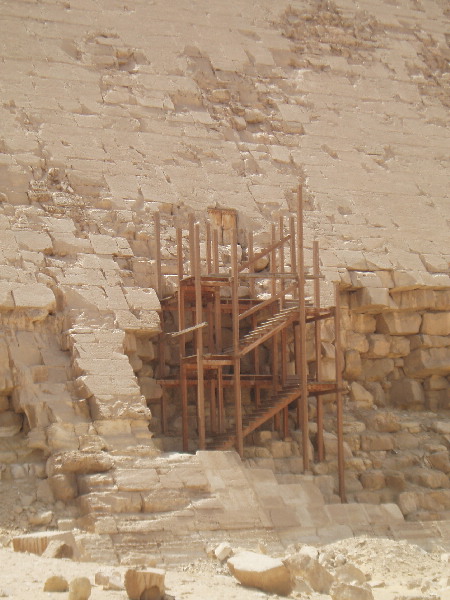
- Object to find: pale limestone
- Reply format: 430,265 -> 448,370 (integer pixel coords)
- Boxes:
12,284 -> 56,311
124,568 -> 165,600
421,312 -> 450,336
376,312 -> 422,335
228,551 -> 292,596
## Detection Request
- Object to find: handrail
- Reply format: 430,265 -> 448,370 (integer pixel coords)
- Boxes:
239,234 -> 291,272
239,282 -> 297,321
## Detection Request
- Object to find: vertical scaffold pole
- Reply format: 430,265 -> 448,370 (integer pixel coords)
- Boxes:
248,231 -> 261,409
231,227 -> 243,456
297,185 -> 309,471
313,240 -> 324,462
177,227 -> 189,452
194,223 -> 206,450
334,282 -> 346,502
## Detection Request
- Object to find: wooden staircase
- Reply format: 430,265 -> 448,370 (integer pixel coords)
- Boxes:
224,305 -> 298,357
207,381 -> 302,450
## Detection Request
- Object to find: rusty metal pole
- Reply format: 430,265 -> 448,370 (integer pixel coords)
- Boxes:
334,282 -> 346,502
231,227 -> 243,456
177,227 -> 189,452
313,240 -> 325,462
194,223 -> 206,450
297,185 -> 309,471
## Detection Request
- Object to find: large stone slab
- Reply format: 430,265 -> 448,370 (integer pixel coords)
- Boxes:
228,551 -> 292,596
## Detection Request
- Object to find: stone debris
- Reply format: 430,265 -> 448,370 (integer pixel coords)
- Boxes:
284,552 -> 334,594
68,577 -> 91,600
43,575 -> 69,592
124,568 -> 166,600
227,551 -> 292,596
42,540 -> 73,559
214,542 -> 233,562
95,570 -> 124,591
330,582 -> 374,600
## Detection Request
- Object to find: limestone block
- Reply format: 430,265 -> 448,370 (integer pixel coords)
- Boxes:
51,233 -> 92,255
345,332 -> 369,353
376,312 -> 421,335
366,334 -> 390,358
214,542 -> 233,561
323,432 -> 352,458
344,350 -> 362,380
12,284 -> 56,311
410,334 -> 450,350
47,451 -> 113,476
0,411 -> 23,436
42,540 -> 73,558
428,452 -> 450,474
44,576 -> 69,592
421,312 -> 450,336
79,491 -> 142,515
426,375 -> 448,390
95,571 -> 124,591
0,282 -> 14,309
360,433 -> 394,452
46,423 -> 79,451
124,288 -> 161,312
14,231 -> 52,254
404,348 -> 450,378
350,287 -> 392,313
114,468 -> 159,491
360,358 -> 394,381
360,471 -> 385,490
88,396 -> 151,421
331,582 -> 373,600
365,411 -> 400,433
68,577 -> 91,600
407,468 -> 449,489
389,336 -> 410,357
88,234 -> 118,255
228,551 -> 292,596
124,568 -> 166,600
29,511 -> 53,526
397,492 -> 419,516
391,289 -> 436,311
349,383 -> 374,409
351,314 -> 376,334
390,378 -> 424,409
349,272 -> 384,289
284,553 -> 333,594
140,378 -> 163,400
48,474 -> 78,501
334,564 -> 367,586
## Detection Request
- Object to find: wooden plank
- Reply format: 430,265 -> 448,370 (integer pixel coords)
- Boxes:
169,322 -> 208,337
239,235 -> 291,272
239,310 -> 298,357
239,283 -> 297,321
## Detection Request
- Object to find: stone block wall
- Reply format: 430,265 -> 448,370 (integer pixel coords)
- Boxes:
341,284 -> 450,411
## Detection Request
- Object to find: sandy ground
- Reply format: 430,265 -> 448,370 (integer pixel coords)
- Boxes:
0,535 -> 449,600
